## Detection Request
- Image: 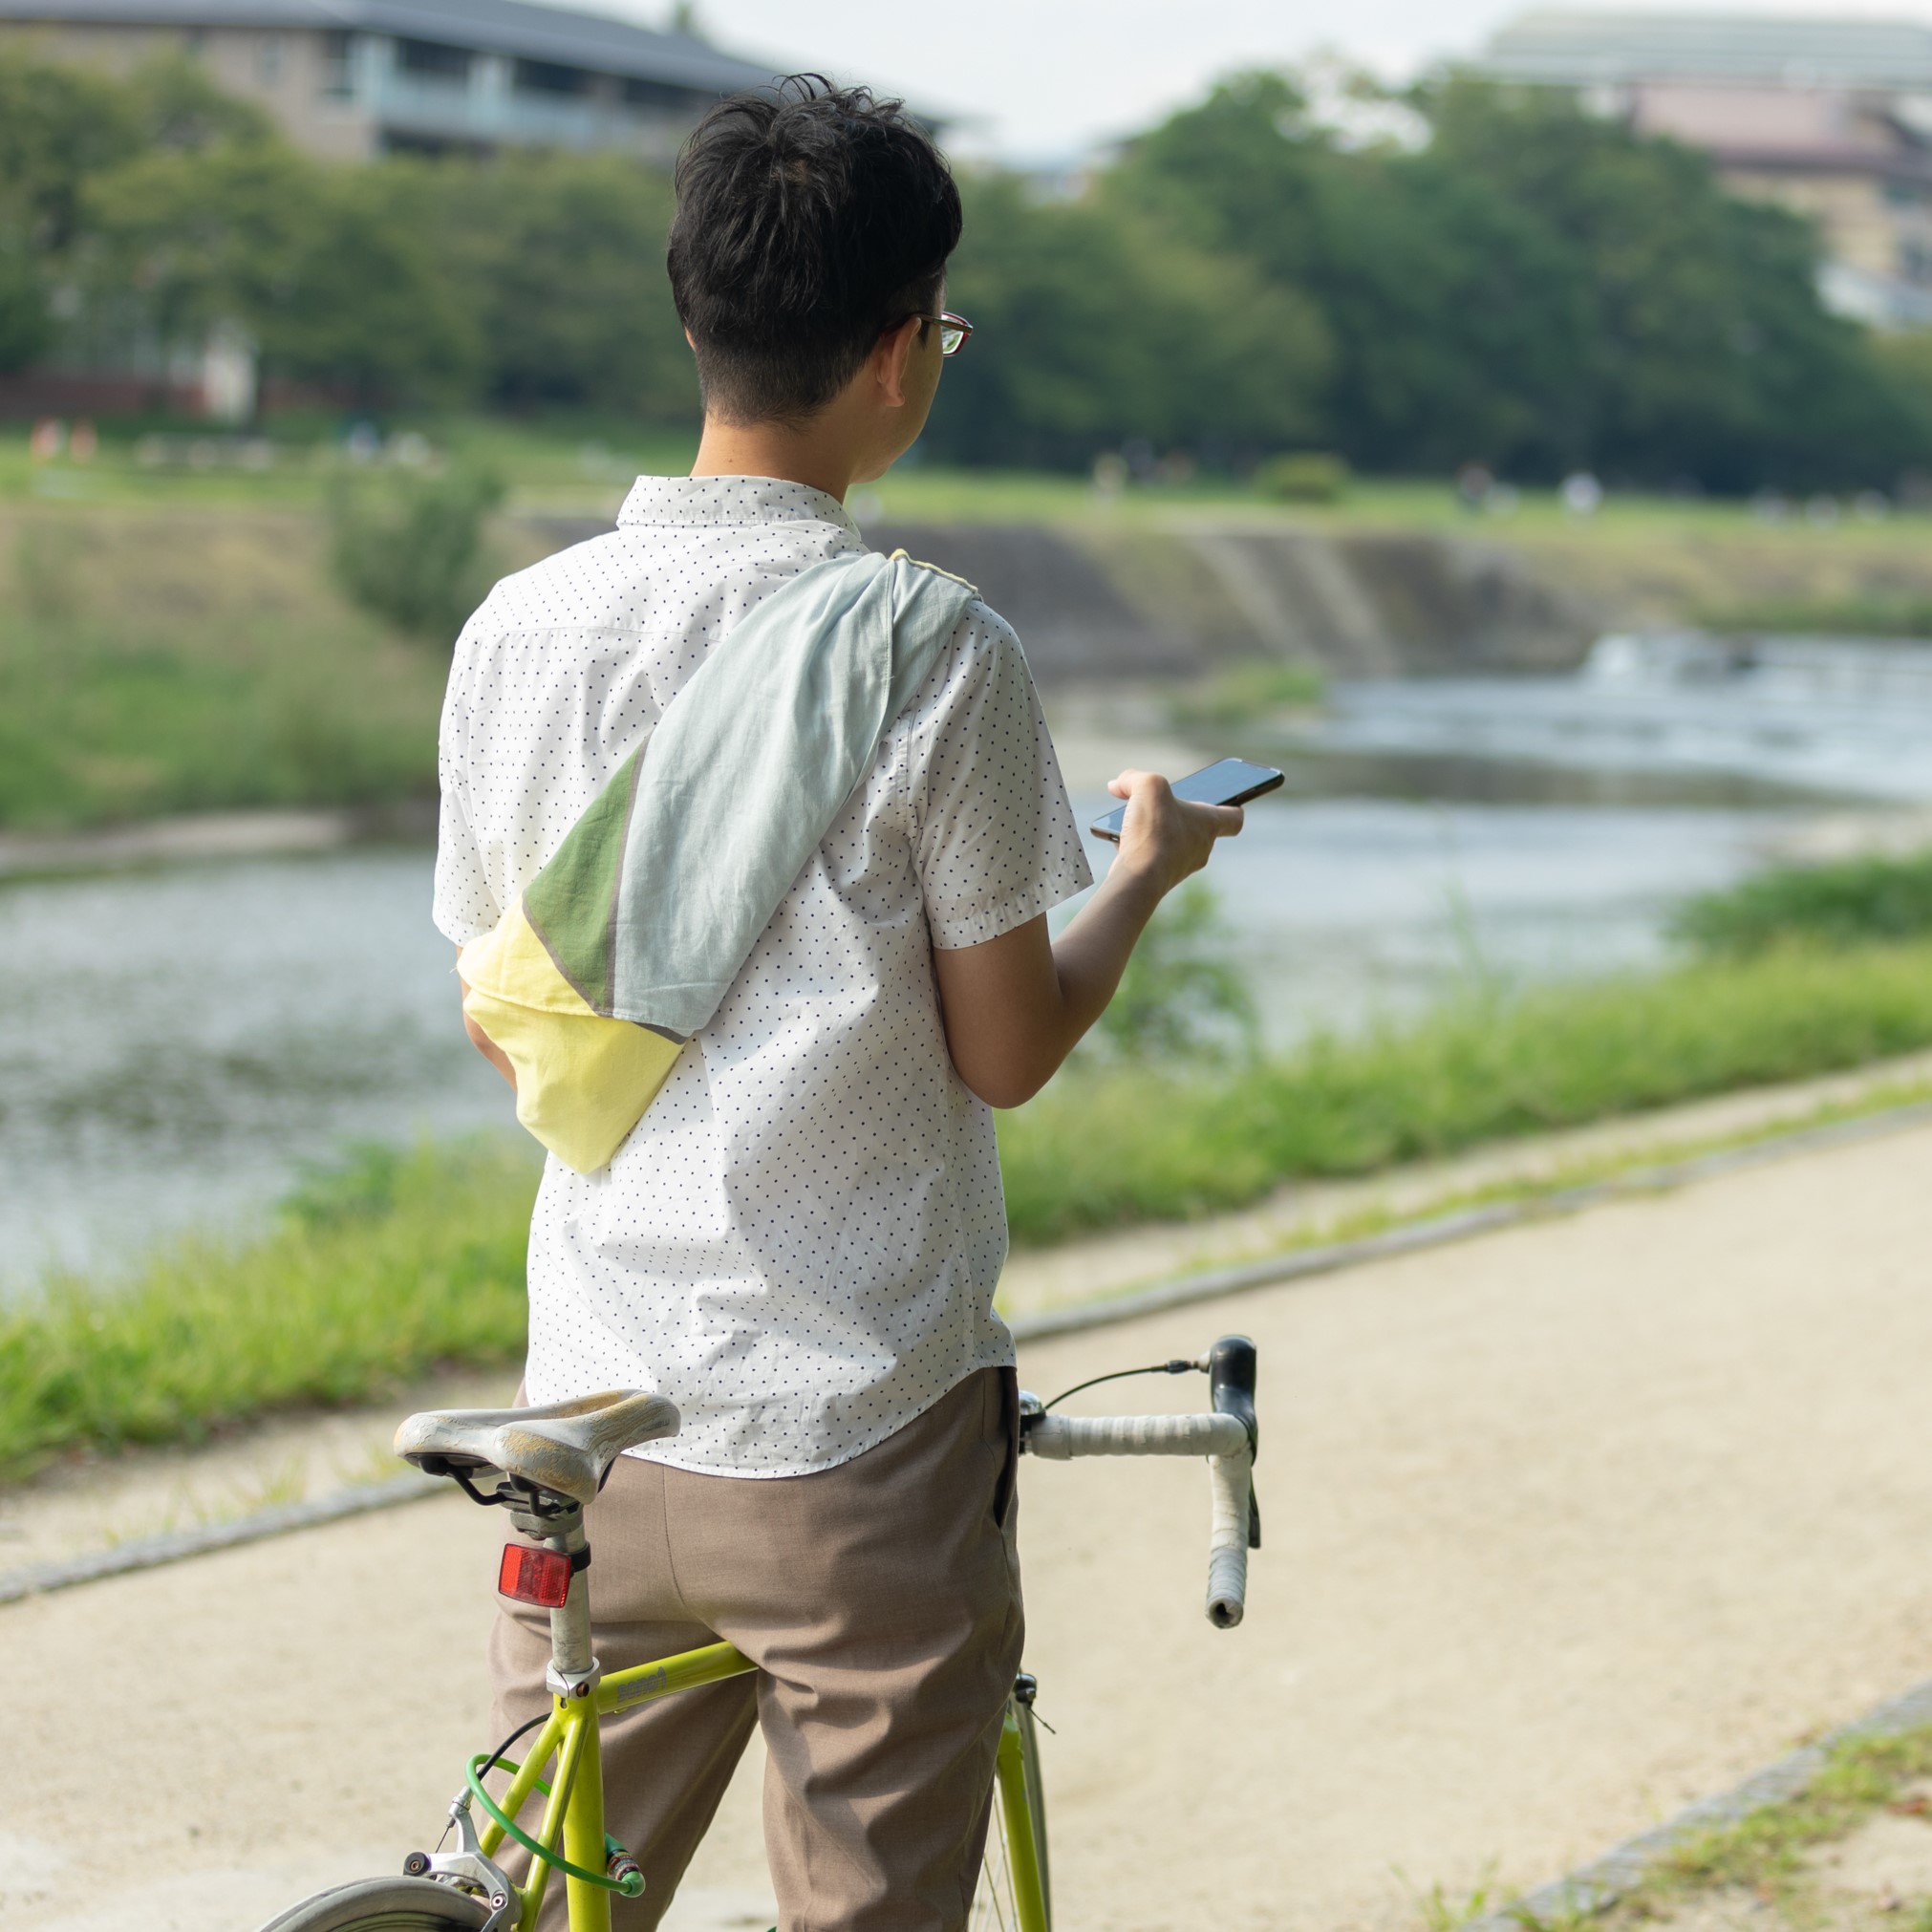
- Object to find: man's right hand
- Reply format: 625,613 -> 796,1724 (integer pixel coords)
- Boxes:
1104,768 -> 1245,897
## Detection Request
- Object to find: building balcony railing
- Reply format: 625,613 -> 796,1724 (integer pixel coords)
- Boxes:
370,71 -> 690,153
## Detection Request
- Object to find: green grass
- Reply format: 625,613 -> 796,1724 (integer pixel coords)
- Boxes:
0,504 -> 452,829
1689,591 -> 1932,637
12,414 -> 1932,546
0,617 -> 437,827
1609,1726 -> 1932,1925
998,937 -> 1932,1244
1676,851 -> 1932,957
0,1140 -> 538,1481
1412,1725 -> 1932,1930
1169,658 -> 1327,728
13,940 -> 1932,1482
0,415 -> 698,515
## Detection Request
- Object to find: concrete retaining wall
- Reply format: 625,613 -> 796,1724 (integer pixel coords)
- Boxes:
868,520 -> 1599,683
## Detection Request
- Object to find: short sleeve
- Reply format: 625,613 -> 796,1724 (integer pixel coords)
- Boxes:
431,639 -> 502,946
912,603 -> 1094,950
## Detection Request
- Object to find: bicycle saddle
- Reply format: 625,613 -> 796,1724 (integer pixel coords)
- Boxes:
395,1389 -> 680,1509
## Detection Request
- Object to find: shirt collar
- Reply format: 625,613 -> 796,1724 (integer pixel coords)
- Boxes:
616,473 -> 862,543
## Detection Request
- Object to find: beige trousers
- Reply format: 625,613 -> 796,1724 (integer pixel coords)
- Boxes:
487,1368 -> 1024,1932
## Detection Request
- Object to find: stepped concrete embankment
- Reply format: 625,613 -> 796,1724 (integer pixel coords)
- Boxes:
866,518 -> 1600,682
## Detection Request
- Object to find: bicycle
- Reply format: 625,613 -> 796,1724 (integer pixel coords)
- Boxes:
255,1333 -> 1260,1932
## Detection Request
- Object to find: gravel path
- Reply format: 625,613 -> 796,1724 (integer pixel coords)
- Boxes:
8,1121 -> 1932,1931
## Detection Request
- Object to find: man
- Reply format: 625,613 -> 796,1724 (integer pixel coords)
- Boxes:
432,75 -> 1242,1931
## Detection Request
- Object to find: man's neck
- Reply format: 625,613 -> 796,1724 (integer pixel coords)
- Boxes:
691,415 -> 858,503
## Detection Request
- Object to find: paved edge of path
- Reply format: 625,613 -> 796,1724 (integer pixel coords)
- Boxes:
0,1471 -> 444,1605
1462,1675 -> 1932,1932
7,1092 -> 1932,1608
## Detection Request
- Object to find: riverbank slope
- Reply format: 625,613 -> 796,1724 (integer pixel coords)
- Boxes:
9,492 -> 1932,831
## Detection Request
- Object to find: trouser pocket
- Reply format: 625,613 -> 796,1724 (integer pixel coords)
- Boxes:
988,1366 -> 1019,1531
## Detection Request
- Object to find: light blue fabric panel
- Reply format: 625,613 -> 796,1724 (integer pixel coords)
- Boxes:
606,549 -> 977,1037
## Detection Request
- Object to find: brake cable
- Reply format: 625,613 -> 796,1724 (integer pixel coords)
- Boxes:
1040,1358 -> 1204,1412
465,1751 -> 644,1898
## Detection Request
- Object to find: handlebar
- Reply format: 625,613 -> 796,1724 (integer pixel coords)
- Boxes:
1020,1334 -> 1259,1630
1024,1411 -> 1247,1459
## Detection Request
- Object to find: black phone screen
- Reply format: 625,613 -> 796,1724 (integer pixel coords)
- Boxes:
1089,758 -> 1284,842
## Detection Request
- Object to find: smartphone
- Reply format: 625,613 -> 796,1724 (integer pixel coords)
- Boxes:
1089,758 -> 1285,843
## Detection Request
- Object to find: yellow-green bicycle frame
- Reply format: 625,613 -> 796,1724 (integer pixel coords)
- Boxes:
474,1640 -> 751,1932
471,1641 -> 1049,1932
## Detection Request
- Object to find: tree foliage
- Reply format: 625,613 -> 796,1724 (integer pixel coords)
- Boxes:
79,146 -> 477,397
2,47 -> 1926,488
1104,70 -> 1920,487
428,152 -> 692,419
1424,76 -> 1909,488
923,170 -> 1329,467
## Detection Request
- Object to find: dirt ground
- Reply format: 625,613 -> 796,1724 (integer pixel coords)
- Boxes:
1602,1781 -> 1932,1932
8,1120 -> 1932,1931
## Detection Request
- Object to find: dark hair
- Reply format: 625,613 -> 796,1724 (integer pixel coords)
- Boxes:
668,75 -> 962,426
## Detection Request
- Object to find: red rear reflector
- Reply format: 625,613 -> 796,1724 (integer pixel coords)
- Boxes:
499,1542 -> 572,1608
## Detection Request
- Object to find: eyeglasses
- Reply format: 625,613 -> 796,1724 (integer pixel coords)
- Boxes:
901,311 -> 974,357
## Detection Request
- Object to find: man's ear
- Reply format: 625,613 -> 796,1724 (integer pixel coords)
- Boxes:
871,315 -> 925,410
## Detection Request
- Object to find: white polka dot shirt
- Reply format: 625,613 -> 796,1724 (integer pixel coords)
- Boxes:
433,475 -> 1093,1475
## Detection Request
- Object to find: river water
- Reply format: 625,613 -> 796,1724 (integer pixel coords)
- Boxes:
4,636 -> 1926,1288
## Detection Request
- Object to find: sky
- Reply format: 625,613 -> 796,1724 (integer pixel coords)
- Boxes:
577,0 -> 1931,160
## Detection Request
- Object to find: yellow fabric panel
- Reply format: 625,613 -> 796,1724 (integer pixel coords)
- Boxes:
459,895 -> 601,1017
460,901 -> 683,1174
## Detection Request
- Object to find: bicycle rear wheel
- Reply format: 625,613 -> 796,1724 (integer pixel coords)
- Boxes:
970,1690 -> 1050,1931
255,1876 -> 494,1931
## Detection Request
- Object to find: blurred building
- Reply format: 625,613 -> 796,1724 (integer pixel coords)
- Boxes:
1479,11 -> 1932,329
0,0 -> 780,161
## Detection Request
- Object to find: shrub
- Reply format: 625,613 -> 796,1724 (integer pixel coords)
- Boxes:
1674,850 -> 1932,956
1254,450 -> 1350,503
328,463 -> 504,642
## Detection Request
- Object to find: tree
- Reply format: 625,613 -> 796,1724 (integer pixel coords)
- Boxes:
922,169 -> 1329,467
79,142 -> 477,403
423,152 -> 694,419
1116,72 -> 1596,477
1419,76 -> 1911,488
0,51 -> 142,255
0,223 -> 50,373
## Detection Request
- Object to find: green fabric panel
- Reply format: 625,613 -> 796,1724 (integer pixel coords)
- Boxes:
522,744 -> 642,1015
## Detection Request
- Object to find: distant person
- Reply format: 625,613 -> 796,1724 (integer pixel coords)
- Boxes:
431,75 -> 1242,1931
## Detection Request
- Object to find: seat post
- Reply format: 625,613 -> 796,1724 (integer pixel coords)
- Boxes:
547,1514 -> 595,1684
505,1497 -> 599,1694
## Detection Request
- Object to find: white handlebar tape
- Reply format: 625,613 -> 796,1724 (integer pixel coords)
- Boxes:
1024,1412 -> 1249,1460
1024,1413 -> 1253,1631
1206,1449 -> 1252,1629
